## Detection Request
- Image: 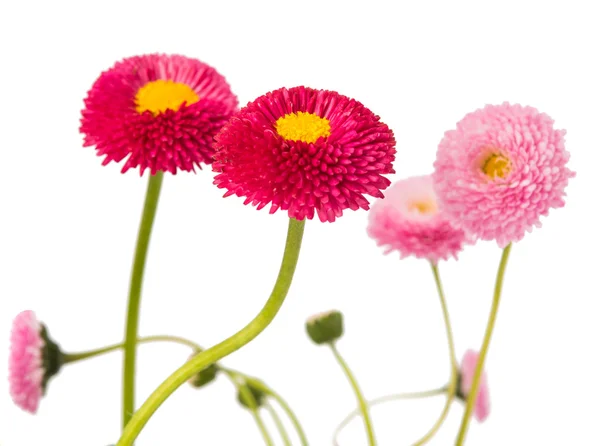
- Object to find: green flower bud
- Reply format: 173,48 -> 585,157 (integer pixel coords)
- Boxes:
187,353 -> 219,389
237,380 -> 266,409
305,310 -> 344,345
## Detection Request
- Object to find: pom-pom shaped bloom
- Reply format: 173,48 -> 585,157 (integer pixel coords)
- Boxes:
434,103 -> 574,247
9,311 -> 64,413
213,86 -> 396,222
458,350 -> 491,423
367,175 -> 470,262
81,54 -> 238,174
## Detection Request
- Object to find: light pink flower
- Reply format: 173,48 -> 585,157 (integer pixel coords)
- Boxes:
433,103 -> 574,247
9,311 -> 63,414
9,311 -> 45,413
367,175 -> 470,262
459,350 -> 491,422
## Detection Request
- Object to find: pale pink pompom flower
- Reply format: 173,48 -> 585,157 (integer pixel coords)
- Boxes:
367,175 -> 471,262
9,310 -> 64,414
434,103 -> 574,247
459,349 -> 491,422
9,311 -> 45,413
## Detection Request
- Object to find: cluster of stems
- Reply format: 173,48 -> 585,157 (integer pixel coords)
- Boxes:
111,173 -> 511,445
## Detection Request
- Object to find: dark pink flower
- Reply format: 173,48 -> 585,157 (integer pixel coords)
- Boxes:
459,350 -> 491,422
434,103 -> 574,247
9,311 -> 63,413
81,54 -> 238,174
367,175 -> 470,262
212,86 -> 396,222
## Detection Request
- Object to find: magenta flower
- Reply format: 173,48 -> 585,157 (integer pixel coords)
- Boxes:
367,175 -> 470,262
80,54 -> 238,174
213,86 -> 396,222
433,103 -> 574,247
458,350 -> 491,422
9,311 -> 64,413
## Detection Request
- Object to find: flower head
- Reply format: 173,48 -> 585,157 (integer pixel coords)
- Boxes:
306,310 -> 344,345
458,350 -> 491,422
367,175 -> 470,262
9,311 -> 64,413
81,54 -> 238,174
433,103 -> 574,247
213,86 -> 396,222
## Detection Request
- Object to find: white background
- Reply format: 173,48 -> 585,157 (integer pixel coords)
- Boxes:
0,1 -> 598,445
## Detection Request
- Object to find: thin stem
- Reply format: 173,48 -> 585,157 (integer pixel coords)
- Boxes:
116,218 -> 305,446
62,335 -> 202,363
222,369 -> 274,446
265,400 -> 292,446
122,172 -> 164,428
330,343 -> 376,446
412,263 -> 459,445
455,243 -> 512,445
240,374 -> 309,446
333,388 -> 447,445
253,410 -> 275,446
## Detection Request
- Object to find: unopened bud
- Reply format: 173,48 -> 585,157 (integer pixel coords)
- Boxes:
237,381 -> 266,409
305,310 -> 344,345
187,352 -> 219,389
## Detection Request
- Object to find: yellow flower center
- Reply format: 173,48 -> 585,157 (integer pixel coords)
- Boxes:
134,80 -> 199,115
408,200 -> 438,215
482,154 -> 511,179
275,112 -> 331,143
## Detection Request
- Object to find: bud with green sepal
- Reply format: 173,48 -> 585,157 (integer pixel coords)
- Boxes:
187,352 -> 219,389
237,380 -> 266,409
305,310 -> 344,345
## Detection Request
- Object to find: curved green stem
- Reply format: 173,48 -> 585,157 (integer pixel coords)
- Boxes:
455,243 -> 512,445
240,374 -> 309,446
330,343 -> 376,446
122,171 -> 164,428
265,400 -> 292,446
412,263 -> 459,446
116,218 -> 305,445
62,335 -> 202,363
333,388 -> 447,445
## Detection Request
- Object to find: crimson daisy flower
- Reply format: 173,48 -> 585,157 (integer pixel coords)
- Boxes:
212,86 -> 396,222
80,54 -> 238,174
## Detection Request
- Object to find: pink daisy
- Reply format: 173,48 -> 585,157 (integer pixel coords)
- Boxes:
433,103 -> 574,247
9,310 -> 63,413
212,86 -> 396,222
80,54 -> 238,174
458,350 -> 491,422
367,175 -> 470,262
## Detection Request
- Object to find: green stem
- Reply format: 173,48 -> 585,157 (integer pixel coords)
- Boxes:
222,369 -> 274,446
62,335 -> 202,363
241,374 -> 309,446
330,343 -> 376,446
455,243 -> 512,445
122,171 -> 164,428
333,388 -> 447,445
413,263 -> 459,446
116,218 -> 305,446
265,400 -> 292,446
